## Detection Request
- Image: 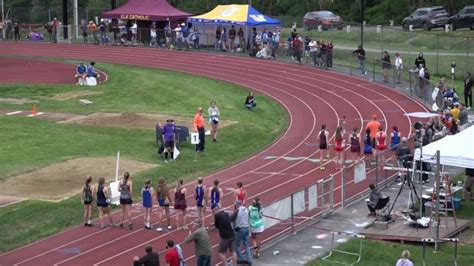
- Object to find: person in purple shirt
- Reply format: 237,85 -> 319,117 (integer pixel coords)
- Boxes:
162,119 -> 176,162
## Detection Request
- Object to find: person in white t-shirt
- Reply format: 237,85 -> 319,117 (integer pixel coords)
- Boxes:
130,22 -> 138,43
309,40 -> 318,66
175,24 -> 183,50
394,52 -> 403,84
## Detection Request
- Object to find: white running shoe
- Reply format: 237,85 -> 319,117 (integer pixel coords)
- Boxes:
156,227 -> 163,232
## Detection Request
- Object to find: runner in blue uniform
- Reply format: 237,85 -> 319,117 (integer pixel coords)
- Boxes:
195,177 -> 208,225
142,178 -> 154,230
209,179 -> 223,227
390,126 -> 401,151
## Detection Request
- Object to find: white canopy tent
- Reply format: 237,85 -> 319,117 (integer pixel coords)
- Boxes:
414,125 -> 474,168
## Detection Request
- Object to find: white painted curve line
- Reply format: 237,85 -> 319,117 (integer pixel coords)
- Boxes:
27,112 -> 44,117
6,111 -> 23,115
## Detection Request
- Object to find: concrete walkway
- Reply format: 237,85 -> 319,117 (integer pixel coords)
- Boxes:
254,167 -> 464,265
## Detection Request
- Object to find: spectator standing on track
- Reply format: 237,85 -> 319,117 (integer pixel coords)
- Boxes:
44,22 -> 53,43
142,178 -> 154,230
81,176 -> 94,227
165,240 -> 181,266
229,25 -> 236,52
396,137 -> 411,171
309,39 -> 318,66
88,21 -> 99,45
13,22 -> 20,42
185,220 -> 212,266
215,25 -> 222,52
415,52 -> 426,69
231,200 -> 252,265
208,101 -> 220,142
319,124 -> 329,170
175,23 -> 183,50
193,107 -> 205,152
150,22 -> 158,48
320,40 -> 327,68
248,197 -> 264,259
234,181 -> 246,206
394,53 -> 403,84
292,34 -> 302,63
131,21 -> 138,44
214,206 -> 237,266
326,41 -> 334,68
245,92 -> 257,110
210,179 -> 223,217
94,177 -> 114,228
396,250 -> 414,266
464,72 -> 472,109
119,172 -> 133,229
349,127 -> 361,163
52,17 -> 59,43
195,177 -> 208,225
99,19 -> 107,45
353,45 -> 367,77
133,245 -> 160,266
191,26 -> 200,50
162,119 -> 176,162
80,21 -> 88,44
221,27 -> 228,52
237,27 -> 245,52
334,127 -> 345,170
365,114 -> 381,148
381,51 -> 391,83
156,178 -> 173,232
271,28 -> 280,59
174,179 -> 188,230
164,24 -> 171,47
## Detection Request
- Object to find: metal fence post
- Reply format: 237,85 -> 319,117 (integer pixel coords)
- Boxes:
436,34 -> 439,75
290,193 -> 294,234
341,167 -> 346,208
372,58 -> 376,81
467,37 -> 470,73
375,153 -> 379,186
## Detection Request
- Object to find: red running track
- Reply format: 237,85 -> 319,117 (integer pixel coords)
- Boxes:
0,42 -> 428,266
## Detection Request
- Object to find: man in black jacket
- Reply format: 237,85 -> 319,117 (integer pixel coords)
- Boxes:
353,45 -> 367,77
133,245 -> 160,266
464,72 -> 472,109
415,52 -> 426,69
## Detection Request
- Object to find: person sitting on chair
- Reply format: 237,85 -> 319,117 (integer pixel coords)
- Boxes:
245,92 -> 257,110
86,61 -> 99,78
75,62 -> 87,85
367,184 -> 382,217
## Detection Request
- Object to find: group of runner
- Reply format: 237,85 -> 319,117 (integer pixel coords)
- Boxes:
81,173 -> 262,232
317,114 -> 403,170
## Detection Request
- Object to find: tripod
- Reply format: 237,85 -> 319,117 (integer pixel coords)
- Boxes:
382,162 -> 420,222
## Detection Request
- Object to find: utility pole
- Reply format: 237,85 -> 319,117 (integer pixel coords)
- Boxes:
248,0 -> 252,7
73,0 -> 78,39
360,0 -> 364,48
62,0 -> 68,39
111,0 -> 117,9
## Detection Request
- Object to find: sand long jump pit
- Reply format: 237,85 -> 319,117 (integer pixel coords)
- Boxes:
0,157 -> 157,203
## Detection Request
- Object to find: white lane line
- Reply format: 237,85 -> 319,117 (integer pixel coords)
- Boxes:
27,112 -> 44,117
6,111 -> 23,115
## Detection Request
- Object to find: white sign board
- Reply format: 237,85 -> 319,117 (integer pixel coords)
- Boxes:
190,132 -> 200,144
109,181 -> 121,206
354,161 -> 367,183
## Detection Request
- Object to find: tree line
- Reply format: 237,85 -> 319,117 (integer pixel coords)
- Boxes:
3,0 -> 473,25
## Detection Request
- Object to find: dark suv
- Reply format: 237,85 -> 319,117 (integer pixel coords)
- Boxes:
402,6 -> 449,30
449,5 -> 474,30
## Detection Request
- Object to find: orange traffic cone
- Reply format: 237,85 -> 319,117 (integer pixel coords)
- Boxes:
32,104 -> 37,116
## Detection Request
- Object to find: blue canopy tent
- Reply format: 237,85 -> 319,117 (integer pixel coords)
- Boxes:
188,4 -> 281,26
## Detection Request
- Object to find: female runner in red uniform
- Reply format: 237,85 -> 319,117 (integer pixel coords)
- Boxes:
334,127 -> 345,170
376,126 -> 387,170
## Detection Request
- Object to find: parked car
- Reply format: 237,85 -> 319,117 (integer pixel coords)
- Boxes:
449,5 -> 474,30
303,11 -> 344,31
402,6 -> 449,31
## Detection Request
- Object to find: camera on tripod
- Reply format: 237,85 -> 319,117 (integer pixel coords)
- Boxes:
402,156 -> 413,169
